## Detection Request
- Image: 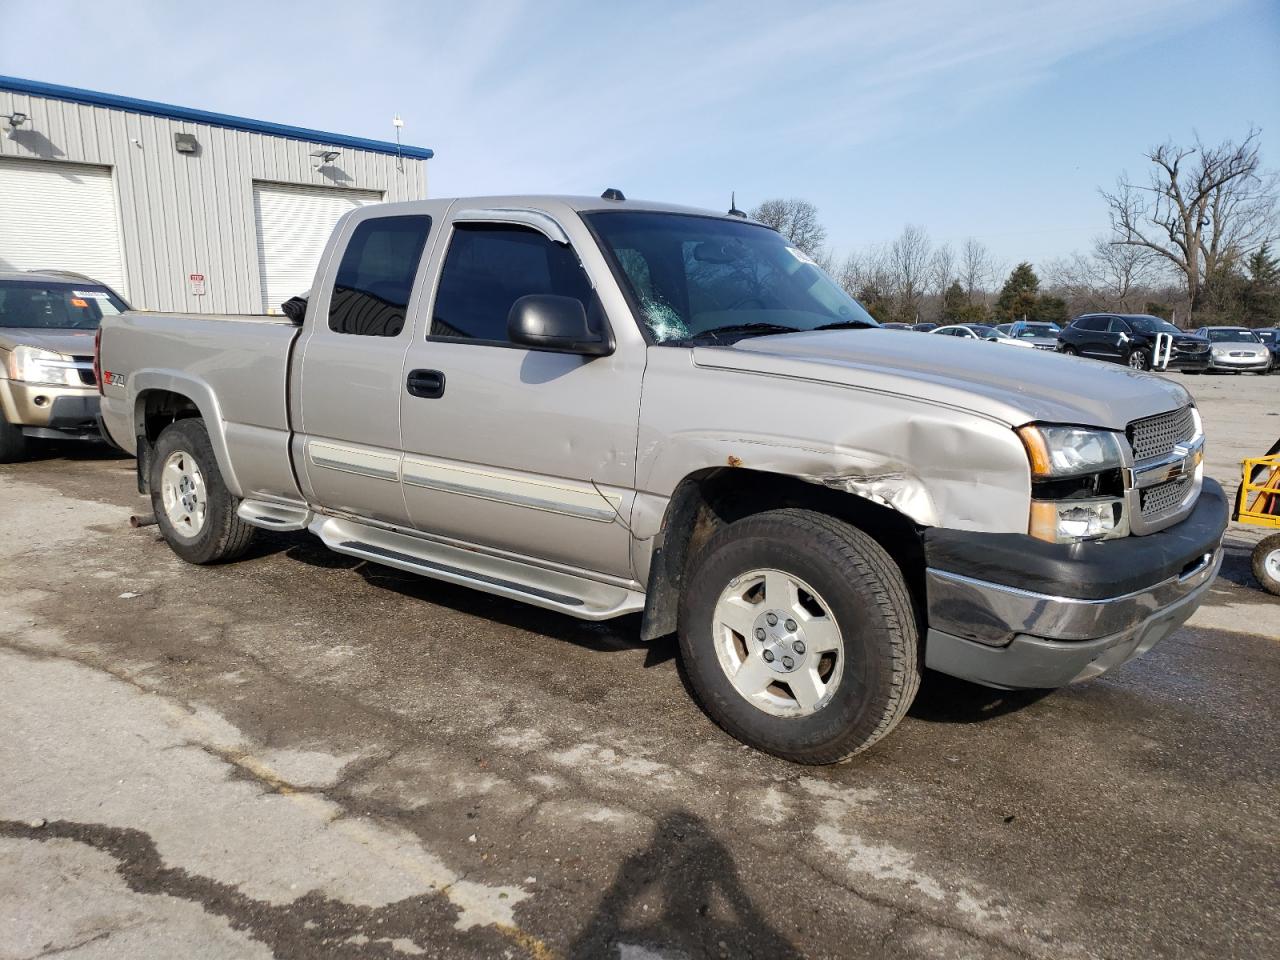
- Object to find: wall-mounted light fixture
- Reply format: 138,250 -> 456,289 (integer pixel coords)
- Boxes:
5,112 -> 28,128
174,132 -> 199,154
311,148 -> 341,166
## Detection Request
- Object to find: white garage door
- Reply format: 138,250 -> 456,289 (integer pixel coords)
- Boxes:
253,182 -> 382,313
0,158 -> 126,295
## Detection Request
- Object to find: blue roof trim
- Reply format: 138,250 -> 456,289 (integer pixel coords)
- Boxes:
0,75 -> 434,160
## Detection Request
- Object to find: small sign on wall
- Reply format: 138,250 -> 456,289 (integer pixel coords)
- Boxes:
189,273 -> 206,296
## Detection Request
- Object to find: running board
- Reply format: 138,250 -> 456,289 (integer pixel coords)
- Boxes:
309,516 -> 645,621
237,498 -> 313,532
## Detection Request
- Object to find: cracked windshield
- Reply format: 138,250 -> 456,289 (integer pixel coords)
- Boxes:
586,211 -> 877,343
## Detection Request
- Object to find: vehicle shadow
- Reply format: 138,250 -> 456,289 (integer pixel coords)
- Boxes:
279,538 -> 678,665
15,441 -> 132,463
908,669 -> 1052,723
567,809 -> 802,960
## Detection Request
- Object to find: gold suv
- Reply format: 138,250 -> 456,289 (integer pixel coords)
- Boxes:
0,271 -> 128,462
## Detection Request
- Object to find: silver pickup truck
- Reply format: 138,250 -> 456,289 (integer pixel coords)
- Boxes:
98,194 -> 1227,763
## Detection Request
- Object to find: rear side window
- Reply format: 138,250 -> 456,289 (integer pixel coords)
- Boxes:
430,224 -> 593,342
1073,316 -> 1104,332
328,215 -> 431,337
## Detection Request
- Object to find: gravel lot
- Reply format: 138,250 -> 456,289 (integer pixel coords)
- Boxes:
1,371 -> 1277,960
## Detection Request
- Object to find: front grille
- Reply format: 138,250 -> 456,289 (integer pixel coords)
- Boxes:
1141,475 -> 1194,519
72,355 -> 97,387
1128,406 -> 1196,462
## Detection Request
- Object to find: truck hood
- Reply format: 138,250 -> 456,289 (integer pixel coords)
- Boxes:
692,329 -> 1190,430
0,328 -> 98,357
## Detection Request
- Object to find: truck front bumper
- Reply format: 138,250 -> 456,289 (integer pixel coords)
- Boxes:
0,379 -> 102,440
922,478 -> 1229,689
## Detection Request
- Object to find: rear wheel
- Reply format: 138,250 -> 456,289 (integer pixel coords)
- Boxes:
678,509 -> 919,764
0,407 -> 28,463
149,418 -> 255,564
1253,535 -> 1280,597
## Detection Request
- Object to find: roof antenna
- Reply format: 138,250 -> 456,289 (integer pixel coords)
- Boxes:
727,192 -> 746,218
601,187 -> 625,202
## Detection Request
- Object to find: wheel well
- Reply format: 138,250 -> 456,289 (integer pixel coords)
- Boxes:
134,390 -> 202,493
639,467 -> 926,642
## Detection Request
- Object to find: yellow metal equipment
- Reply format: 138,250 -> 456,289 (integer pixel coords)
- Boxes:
1235,439 -> 1280,596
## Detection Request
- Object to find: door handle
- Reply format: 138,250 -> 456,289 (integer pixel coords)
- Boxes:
406,369 -> 446,399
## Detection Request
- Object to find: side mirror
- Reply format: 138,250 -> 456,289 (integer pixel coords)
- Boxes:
508,294 -> 613,356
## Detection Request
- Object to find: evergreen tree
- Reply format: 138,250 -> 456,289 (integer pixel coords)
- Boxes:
1243,242 -> 1280,326
994,263 -> 1040,322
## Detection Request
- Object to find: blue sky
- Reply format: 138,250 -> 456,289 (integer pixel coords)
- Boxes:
3,0 -> 1277,271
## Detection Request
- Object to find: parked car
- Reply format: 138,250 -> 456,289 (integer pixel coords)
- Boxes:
1254,329 -> 1280,372
878,322 -> 913,330
1002,320 -> 1062,351
1192,326 -> 1271,374
98,194 -> 1227,764
1058,314 -> 1210,372
911,322 -> 938,333
931,323 -> 1035,347
0,270 -> 128,462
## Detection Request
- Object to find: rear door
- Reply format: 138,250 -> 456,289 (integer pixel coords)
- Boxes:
397,207 -> 645,580
293,203 -> 446,525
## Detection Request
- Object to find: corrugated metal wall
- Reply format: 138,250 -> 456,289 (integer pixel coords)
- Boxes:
0,89 -> 428,313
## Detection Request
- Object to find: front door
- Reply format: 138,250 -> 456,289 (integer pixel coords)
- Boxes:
398,213 -> 644,581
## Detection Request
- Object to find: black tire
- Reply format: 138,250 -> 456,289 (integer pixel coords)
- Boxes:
1127,348 -> 1150,371
1253,534 -> 1280,598
0,406 -> 28,463
1060,345 -> 1078,356
149,418 -> 255,564
678,509 -> 919,764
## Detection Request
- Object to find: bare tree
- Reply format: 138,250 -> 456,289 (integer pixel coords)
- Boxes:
1091,237 -> 1158,312
889,225 -> 931,321
958,237 -> 997,303
928,242 -> 956,297
1101,129 -> 1279,317
750,198 -> 828,256
836,245 -> 893,316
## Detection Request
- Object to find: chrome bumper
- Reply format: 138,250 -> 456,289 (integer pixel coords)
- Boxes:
924,548 -> 1221,689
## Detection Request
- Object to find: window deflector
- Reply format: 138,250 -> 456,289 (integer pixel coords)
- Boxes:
451,208 -> 571,246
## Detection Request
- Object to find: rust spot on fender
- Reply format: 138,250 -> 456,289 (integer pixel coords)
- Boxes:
726,455 -> 743,467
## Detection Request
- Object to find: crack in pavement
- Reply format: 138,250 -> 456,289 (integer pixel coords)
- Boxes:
1,820 -> 515,960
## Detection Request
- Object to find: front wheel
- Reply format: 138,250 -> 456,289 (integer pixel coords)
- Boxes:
150,418 -> 256,564
1127,348 -> 1151,371
1059,345 -> 1078,356
678,509 -> 919,764
1254,534 -> 1280,597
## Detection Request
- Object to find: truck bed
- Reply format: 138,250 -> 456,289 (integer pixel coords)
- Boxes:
98,310 -> 302,502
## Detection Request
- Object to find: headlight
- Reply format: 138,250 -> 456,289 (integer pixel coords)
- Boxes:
1029,498 -> 1125,542
1018,424 -> 1128,543
7,345 -> 79,386
1017,424 -> 1124,478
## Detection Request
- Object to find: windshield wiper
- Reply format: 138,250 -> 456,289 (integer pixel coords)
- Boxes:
813,320 -> 877,331
685,322 -> 800,343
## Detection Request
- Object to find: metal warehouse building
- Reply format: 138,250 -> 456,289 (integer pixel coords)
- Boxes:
0,76 -> 431,313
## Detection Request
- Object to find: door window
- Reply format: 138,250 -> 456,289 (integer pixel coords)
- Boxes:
328,215 -> 432,337
1107,318 -> 1130,334
430,224 -> 593,343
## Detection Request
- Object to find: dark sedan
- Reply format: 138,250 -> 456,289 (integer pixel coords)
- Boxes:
1057,313 -> 1210,372
1254,329 -> 1279,373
